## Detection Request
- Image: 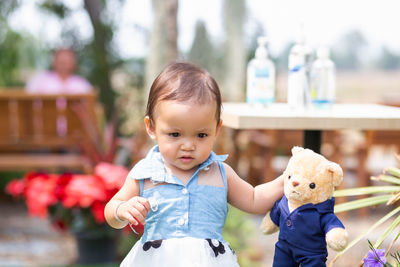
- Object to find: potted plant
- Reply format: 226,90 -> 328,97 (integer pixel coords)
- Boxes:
5,162 -> 129,264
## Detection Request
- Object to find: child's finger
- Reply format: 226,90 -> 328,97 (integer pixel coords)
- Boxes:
136,197 -> 151,212
128,209 -> 146,225
123,212 -> 138,225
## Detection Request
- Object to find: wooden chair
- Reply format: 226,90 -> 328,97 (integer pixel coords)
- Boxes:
356,101 -> 400,188
0,90 -> 101,173
235,129 -> 347,186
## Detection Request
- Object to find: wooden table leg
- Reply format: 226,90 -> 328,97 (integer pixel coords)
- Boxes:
304,130 -> 322,153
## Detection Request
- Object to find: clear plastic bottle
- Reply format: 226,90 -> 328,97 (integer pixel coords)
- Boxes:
246,36 -> 275,106
287,30 -> 312,109
310,46 -> 336,109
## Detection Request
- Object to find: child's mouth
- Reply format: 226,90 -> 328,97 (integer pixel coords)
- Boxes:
180,156 -> 194,163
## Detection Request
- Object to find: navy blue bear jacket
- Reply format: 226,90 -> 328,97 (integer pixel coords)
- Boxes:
270,195 -> 344,254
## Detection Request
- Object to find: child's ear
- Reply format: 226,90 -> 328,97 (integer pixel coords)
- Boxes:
215,120 -> 223,136
144,116 -> 156,140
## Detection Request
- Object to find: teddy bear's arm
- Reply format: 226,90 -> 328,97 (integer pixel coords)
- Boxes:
260,211 -> 279,234
322,213 -> 348,251
326,227 -> 348,251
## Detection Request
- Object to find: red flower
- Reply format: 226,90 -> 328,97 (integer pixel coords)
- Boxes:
5,179 -> 26,197
5,162 -> 129,232
94,162 -> 128,190
91,201 -> 106,223
25,175 -> 58,217
54,173 -> 73,200
62,174 -> 107,208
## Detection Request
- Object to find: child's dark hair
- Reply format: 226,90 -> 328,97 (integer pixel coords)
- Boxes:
146,62 -> 222,126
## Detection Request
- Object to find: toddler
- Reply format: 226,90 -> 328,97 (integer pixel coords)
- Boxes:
104,62 -> 284,266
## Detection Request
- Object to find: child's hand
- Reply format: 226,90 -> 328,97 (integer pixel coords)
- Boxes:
117,196 -> 150,226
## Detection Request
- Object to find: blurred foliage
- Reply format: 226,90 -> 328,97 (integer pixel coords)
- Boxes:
117,231 -> 140,261
331,29 -> 368,70
187,21 -> 216,74
223,205 -> 263,266
0,171 -> 24,201
0,1 -> 39,87
376,47 -> 400,70
40,0 -> 71,18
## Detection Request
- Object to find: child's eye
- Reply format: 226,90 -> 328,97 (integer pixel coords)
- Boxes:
169,132 -> 180,137
198,133 -> 208,138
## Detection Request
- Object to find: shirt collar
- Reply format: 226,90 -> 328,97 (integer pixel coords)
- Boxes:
280,195 -> 335,214
128,145 -> 228,184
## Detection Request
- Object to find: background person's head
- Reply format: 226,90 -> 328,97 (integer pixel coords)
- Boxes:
52,48 -> 77,80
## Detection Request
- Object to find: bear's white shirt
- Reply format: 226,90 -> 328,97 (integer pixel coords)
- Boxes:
288,202 -> 296,213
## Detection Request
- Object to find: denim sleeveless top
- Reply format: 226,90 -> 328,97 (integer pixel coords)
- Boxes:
128,146 -> 229,243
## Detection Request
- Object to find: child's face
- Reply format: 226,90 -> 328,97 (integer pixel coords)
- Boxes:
145,100 -> 222,173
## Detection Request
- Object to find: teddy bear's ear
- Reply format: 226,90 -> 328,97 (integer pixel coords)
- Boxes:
291,146 -> 304,155
326,162 -> 343,187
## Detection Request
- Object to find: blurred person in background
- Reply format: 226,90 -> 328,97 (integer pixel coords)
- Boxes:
25,48 -> 92,94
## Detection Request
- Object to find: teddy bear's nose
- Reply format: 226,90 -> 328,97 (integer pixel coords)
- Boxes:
292,181 -> 299,187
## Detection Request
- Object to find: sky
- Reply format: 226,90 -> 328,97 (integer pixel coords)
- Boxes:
8,0 -> 400,59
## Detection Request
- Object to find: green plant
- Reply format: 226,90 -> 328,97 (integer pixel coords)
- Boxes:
5,162 -> 128,233
329,162 -> 400,267
223,205 -> 262,267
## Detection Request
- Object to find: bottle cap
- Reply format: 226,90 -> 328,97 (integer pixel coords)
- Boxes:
257,36 -> 268,46
255,36 -> 268,59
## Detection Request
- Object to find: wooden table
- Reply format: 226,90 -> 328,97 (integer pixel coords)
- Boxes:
222,103 -> 400,153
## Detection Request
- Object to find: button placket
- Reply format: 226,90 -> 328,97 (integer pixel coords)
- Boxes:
178,218 -> 185,226
148,198 -> 158,212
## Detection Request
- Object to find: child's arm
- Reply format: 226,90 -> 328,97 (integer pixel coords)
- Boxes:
104,177 -> 150,229
224,163 -> 284,214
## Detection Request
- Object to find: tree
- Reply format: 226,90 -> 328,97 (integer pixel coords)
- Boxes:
375,46 -> 400,70
187,21 -> 216,73
144,0 -> 178,95
331,29 -> 368,70
83,0 -> 116,120
222,0 -> 247,101
0,1 -> 39,86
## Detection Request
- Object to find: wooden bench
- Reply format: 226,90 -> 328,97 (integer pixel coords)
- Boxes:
0,90 -> 102,173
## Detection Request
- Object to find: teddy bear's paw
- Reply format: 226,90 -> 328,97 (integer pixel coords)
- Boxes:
260,212 -> 279,235
326,228 -> 348,251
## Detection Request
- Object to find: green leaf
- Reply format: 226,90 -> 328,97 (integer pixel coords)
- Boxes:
386,167 -> 400,179
372,175 -> 400,185
334,195 -> 392,213
334,186 -> 400,197
374,214 -> 400,248
330,205 -> 400,265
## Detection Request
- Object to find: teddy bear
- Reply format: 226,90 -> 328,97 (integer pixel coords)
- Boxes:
261,146 -> 348,266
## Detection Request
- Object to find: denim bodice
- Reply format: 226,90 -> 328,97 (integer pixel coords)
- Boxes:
128,146 -> 229,243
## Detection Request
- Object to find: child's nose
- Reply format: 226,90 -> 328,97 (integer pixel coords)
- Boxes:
181,139 -> 195,150
292,181 -> 299,187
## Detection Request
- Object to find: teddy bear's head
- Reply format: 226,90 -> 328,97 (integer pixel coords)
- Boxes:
283,146 -> 343,206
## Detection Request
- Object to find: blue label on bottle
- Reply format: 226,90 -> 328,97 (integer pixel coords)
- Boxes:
290,65 -> 302,73
255,68 -> 270,78
312,99 -> 334,109
247,97 -> 274,105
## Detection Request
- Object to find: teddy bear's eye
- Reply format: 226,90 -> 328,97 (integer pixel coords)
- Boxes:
288,175 -> 291,179
309,183 -> 316,189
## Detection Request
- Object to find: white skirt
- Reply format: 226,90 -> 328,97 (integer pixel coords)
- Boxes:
120,237 -> 239,267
